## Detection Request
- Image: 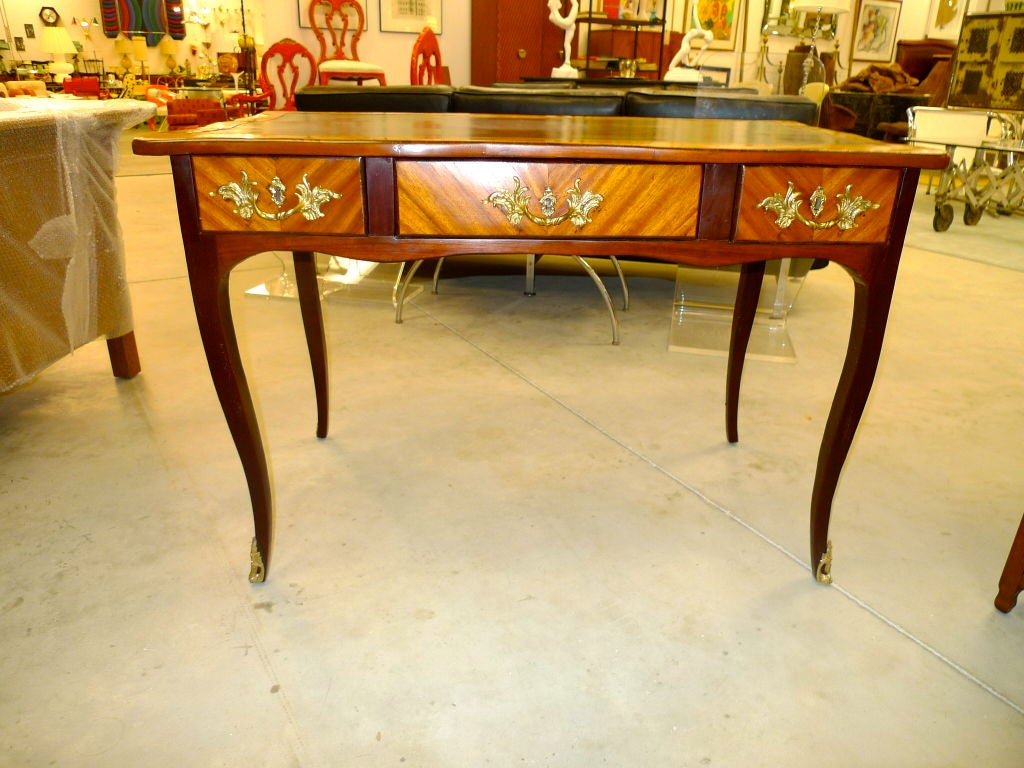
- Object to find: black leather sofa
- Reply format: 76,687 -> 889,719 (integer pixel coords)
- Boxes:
294,84 -> 818,124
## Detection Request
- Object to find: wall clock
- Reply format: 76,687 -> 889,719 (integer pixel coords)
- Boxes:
38,7 -> 60,26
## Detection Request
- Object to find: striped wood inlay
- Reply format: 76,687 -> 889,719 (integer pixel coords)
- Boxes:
194,157 -> 364,234
397,161 -> 701,238
736,166 -> 899,243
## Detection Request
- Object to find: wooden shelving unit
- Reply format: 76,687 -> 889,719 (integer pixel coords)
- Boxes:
573,3 -> 669,80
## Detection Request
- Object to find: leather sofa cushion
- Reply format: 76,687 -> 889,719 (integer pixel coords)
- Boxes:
451,86 -> 624,116
624,89 -> 818,125
295,85 -> 454,112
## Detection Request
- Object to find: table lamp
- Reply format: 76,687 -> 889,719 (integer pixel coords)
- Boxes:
787,0 -> 850,94
159,36 -> 178,72
39,25 -> 77,81
114,37 -> 134,74
132,36 -> 149,77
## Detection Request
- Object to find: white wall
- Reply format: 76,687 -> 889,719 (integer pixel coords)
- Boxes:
1,0 -> 471,85
1,0 -> 998,87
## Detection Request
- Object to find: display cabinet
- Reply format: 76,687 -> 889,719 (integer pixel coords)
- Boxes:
574,1 -> 669,80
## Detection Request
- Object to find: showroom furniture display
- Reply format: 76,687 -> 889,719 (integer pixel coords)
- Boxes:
574,1 -> 669,80
907,106 -> 1023,231
410,27 -> 444,86
145,84 -> 174,130
308,0 -> 387,86
946,12 -> 1024,113
227,38 -> 317,113
1,98 -> 153,393
469,0 -> 573,85
165,97 -> 227,130
133,109 -> 946,584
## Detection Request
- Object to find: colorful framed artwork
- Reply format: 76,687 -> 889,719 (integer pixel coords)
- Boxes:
926,0 -> 969,40
379,0 -> 442,34
692,0 -> 740,51
852,0 -> 902,62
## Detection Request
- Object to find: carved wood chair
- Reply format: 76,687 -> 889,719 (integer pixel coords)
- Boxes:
308,0 -> 387,86
410,26 -> 444,86
227,38 -> 317,114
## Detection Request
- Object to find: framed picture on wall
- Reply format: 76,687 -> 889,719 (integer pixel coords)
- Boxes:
299,1 -> 370,31
691,0 -> 741,51
852,0 -> 901,62
379,0 -> 442,34
926,0 -> 968,40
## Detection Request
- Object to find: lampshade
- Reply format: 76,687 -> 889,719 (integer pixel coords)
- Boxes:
158,37 -> 177,54
132,37 -> 148,61
39,26 -> 77,56
114,37 -> 133,54
788,0 -> 851,13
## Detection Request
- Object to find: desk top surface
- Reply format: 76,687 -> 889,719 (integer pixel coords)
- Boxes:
133,111 -> 949,170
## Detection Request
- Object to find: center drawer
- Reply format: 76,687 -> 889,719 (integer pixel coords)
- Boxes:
396,161 -> 701,238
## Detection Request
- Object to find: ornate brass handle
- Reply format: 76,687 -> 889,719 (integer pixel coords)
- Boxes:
758,182 -> 879,231
211,171 -> 342,222
483,177 -> 603,228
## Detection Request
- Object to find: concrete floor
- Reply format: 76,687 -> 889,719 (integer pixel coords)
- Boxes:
2,128 -> 1023,766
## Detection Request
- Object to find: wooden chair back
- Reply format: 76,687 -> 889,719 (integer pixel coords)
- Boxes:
410,27 -> 443,85
260,38 -> 317,110
308,0 -> 366,65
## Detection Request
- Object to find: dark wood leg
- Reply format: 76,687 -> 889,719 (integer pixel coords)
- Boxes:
186,252 -> 273,582
726,261 -> 766,444
171,155 -> 272,583
995,513 -> 1024,613
185,251 -> 272,582
810,275 -> 896,584
292,251 -> 330,439
106,332 -> 141,379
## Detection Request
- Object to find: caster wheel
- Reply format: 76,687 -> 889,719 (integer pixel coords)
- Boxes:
964,205 -> 984,226
933,204 -> 954,232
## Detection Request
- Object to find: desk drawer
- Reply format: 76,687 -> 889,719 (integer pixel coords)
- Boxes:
737,166 -> 899,243
194,157 -> 364,234
397,161 -> 700,238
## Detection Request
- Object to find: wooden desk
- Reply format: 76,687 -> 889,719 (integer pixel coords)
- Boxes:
133,111 -> 947,584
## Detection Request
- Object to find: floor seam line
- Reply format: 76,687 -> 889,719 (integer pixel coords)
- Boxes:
420,305 -> 1024,719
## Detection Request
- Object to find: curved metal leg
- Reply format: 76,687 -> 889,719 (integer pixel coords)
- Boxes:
572,256 -> 620,345
394,259 -> 425,324
431,257 -> 445,294
609,255 -> 629,310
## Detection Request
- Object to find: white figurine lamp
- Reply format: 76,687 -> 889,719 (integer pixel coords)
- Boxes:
548,0 -> 580,79
664,6 -> 713,83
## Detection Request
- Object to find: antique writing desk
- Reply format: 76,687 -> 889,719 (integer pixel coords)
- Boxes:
133,111 -> 947,584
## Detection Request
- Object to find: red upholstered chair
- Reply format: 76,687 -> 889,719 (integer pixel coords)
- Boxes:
165,98 -> 227,130
227,38 -> 317,114
309,0 -> 387,86
410,27 -> 445,85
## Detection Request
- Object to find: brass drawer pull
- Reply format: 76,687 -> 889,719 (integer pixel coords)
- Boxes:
758,182 -> 879,232
484,177 -> 603,228
211,171 -> 343,222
